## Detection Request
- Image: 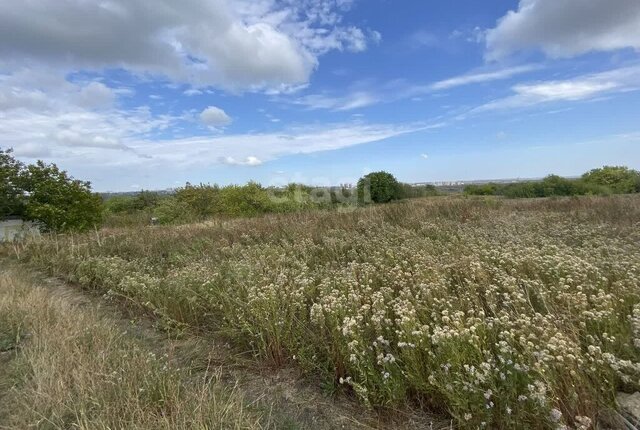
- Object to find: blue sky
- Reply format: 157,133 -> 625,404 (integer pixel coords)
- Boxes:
1,0 -> 639,191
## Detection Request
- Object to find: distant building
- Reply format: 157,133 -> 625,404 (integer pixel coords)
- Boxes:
0,217 -> 40,242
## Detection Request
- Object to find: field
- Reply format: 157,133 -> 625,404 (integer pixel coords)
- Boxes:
4,195 -> 640,429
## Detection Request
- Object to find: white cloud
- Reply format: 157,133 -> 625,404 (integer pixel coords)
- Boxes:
475,65 -> 640,112
137,122 -> 419,169
75,82 -> 116,109
420,153 -> 429,159
486,0 -> 640,60
409,31 -> 439,49
292,91 -> 379,110
0,68 -> 181,159
0,0 -> 377,91
200,106 -> 232,126
0,66 -> 419,172
290,65 -> 538,110
220,156 -> 263,166
429,65 -> 540,91
183,89 -> 203,96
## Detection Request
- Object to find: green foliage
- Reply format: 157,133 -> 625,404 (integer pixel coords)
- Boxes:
582,166 -> 640,194
20,161 -> 103,232
217,182 -> 274,217
131,190 -> 160,211
399,183 -> 439,199
464,183 -> 500,196
153,197 -> 197,224
103,195 -> 137,214
1,149 -> 102,231
357,171 -> 402,204
464,167 -> 640,199
174,183 -> 220,218
0,148 -> 26,218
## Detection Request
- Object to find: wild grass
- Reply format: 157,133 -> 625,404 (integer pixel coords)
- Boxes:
10,195 -> 640,429
0,268 -> 265,429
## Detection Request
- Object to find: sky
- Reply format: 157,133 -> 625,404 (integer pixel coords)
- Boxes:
1,0 -> 639,192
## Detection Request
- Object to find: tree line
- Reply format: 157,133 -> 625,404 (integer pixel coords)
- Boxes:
3,146 -> 639,232
463,166 -> 640,198
104,173 -> 438,226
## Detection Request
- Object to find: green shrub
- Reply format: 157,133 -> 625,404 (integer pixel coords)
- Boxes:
174,184 -> 220,219
154,197 -> 197,224
464,183 -> 500,196
582,166 -> 640,194
217,182 -> 274,217
399,183 -> 439,199
357,171 -> 402,204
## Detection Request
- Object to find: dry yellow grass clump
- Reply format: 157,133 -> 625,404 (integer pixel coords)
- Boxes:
0,268 -> 263,430
11,195 -> 640,429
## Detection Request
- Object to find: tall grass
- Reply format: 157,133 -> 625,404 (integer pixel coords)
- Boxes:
11,195 -> 640,429
0,268 -> 265,429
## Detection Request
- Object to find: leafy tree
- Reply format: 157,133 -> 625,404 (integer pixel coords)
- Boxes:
357,171 -> 402,204
0,148 -> 26,217
20,161 -> 103,232
582,166 -> 640,194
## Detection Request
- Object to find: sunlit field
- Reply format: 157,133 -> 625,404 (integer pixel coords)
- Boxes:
12,195 -> 640,429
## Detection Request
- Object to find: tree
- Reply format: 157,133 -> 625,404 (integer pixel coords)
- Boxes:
0,148 -> 26,218
357,171 -> 402,204
582,166 -> 640,194
20,160 -> 103,232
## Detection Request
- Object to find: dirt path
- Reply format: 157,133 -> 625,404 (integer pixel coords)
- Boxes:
1,261 -> 449,430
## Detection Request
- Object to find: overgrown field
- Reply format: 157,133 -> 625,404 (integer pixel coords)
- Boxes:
11,195 -> 640,429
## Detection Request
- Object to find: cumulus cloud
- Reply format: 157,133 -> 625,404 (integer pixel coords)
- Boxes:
75,82 -> 116,109
0,67 -> 419,172
486,0 -> 640,60
0,0 -> 377,91
0,67 -> 180,159
200,106 -> 232,127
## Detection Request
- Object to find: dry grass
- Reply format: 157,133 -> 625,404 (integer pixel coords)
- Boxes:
0,267 -> 264,430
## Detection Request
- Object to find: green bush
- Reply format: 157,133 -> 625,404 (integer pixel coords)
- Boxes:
154,197 -> 197,224
464,183 -> 500,196
399,183 -> 439,199
217,182 -> 274,217
582,166 -> 640,194
357,171 -> 402,204
174,184 -> 220,219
